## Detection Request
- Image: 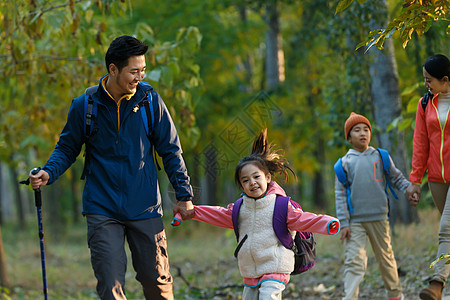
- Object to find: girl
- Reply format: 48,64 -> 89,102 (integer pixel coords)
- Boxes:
406,54 -> 450,300
191,129 -> 340,300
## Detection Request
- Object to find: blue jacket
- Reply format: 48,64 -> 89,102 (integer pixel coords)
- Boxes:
42,76 -> 193,220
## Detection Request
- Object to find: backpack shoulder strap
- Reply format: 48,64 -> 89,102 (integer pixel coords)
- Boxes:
377,148 -> 390,173
421,91 -> 433,111
138,89 -> 161,170
376,148 -> 398,199
140,90 -> 155,138
334,158 -> 354,213
81,85 -> 99,180
84,85 -> 99,138
273,195 -> 295,250
334,158 -> 347,185
232,198 -> 244,242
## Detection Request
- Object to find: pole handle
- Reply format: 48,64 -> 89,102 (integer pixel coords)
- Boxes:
31,167 -> 42,207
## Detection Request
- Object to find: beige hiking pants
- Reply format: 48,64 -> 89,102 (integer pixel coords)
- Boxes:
343,220 -> 402,300
428,181 -> 450,284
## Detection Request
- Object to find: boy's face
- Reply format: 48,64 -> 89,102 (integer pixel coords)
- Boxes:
347,123 -> 371,152
239,163 -> 271,199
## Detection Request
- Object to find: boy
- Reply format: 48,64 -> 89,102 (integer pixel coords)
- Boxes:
335,112 -> 415,300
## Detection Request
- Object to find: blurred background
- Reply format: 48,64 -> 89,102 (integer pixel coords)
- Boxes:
0,0 -> 449,298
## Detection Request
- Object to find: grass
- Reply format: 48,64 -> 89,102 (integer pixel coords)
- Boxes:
0,207 -> 443,299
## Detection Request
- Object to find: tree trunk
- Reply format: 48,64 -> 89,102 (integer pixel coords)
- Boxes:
264,0 -> 285,90
204,145 -> 218,205
368,0 -> 418,225
11,166 -> 26,230
0,228 -> 10,288
0,164 -> 3,226
312,136 -> 327,209
238,4 -> 254,93
70,168 -> 80,223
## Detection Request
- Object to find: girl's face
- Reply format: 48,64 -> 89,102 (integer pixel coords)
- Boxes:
423,67 -> 449,94
239,163 -> 271,199
348,123 -> 371,152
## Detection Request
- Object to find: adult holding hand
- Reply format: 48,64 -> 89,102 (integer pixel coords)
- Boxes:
408,54 -> 450,300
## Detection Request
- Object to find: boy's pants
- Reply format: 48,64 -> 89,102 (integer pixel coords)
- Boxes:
86,214 -> 173,300
343,220 -> 402,300
428,181 -> 450,284
242,280 -> 286,300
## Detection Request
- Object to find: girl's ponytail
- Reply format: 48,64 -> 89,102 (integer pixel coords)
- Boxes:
235,128 -> 296,187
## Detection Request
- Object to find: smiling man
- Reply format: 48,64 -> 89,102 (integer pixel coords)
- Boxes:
29,35 -> 194,300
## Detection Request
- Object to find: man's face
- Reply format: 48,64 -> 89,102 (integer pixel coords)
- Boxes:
110,55 -> 146,96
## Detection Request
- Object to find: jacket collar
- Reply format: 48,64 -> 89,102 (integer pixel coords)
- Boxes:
96,74 -> 154,105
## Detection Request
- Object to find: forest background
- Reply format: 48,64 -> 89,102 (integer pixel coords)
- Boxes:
0,0 -> 449,299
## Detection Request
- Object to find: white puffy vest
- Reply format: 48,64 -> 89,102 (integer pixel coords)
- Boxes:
237,194 -> 294,278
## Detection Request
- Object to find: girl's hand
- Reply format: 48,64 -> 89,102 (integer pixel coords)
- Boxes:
173,200 -> 195,221
329,220 -> 340,234
340,227 -> 351,243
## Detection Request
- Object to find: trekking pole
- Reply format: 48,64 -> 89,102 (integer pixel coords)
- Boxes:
20,167 -> 49,300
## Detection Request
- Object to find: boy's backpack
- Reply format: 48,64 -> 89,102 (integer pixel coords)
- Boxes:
231,195 -> 316,275
333,148 -> 398,214
421,91 -> 433,111
81,84 -> 157,179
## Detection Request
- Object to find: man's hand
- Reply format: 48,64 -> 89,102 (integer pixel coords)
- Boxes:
173,200 -> 195,221
406,183 -> 421,207
29,169 -> 49,190
340,227 -> 351,243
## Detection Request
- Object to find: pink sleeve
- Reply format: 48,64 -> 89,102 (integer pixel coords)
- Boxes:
193,203 -> 234,229
286,203 -> 340,235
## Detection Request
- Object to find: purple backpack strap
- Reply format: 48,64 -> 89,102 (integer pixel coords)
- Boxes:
273,196 -> 295,250
232,198 -> 243,242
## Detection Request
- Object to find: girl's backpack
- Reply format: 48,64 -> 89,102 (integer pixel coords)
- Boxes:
231,196 -> 316,275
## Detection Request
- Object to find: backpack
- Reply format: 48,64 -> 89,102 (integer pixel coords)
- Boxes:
81,84 -> 157,179
421,91 -> 433,111
334,148 -> 398,214
231,195 -> 316,275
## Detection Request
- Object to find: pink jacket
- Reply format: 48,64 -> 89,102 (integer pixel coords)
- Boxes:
193,181 -> 339,285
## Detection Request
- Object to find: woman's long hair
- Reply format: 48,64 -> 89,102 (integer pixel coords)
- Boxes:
234,128 -> 297,187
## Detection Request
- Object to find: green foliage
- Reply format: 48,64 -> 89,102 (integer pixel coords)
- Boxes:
0,0 -> 202,171
336,0 -> 450,49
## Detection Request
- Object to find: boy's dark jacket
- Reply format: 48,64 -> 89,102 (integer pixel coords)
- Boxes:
42,75 -> 193,220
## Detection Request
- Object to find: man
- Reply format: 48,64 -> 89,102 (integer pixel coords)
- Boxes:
29,35 -> 195,299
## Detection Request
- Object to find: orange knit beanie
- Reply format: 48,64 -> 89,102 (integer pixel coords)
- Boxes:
344,112 -> 371,139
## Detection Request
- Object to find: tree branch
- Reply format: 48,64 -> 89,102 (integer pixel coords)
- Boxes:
28,0 -> 85,17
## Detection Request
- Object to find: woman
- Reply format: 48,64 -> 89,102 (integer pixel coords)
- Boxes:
406,54 -> 450,300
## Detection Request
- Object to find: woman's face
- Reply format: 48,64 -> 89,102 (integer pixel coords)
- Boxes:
423,67 -> 449,94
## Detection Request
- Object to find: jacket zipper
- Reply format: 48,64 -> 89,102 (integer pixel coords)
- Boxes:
432,96 -> 447,183
116,99 -> 123,131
